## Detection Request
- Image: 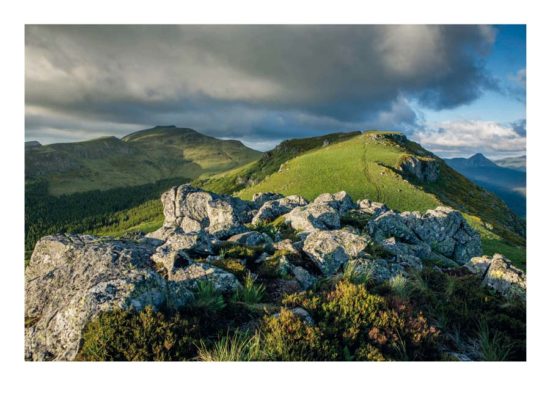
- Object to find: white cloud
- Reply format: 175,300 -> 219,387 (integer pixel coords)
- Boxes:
412,120 -> 526,158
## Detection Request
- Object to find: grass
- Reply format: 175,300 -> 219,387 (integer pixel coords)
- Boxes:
236,133 -> 440,213
475,321 -> 514,361
189,281 -> 226,313
196,331 -> 262,361
233,273 -> 266,304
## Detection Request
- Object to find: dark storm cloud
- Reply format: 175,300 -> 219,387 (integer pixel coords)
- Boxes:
25,25 -> 497,148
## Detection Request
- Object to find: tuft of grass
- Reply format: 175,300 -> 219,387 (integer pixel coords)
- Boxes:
475,321 -> 514,361
233,273 -> 266,304
342,260 -> 371,285
388,275 -> 409,298
190,281 -> 226,313
196,330 -> 262,361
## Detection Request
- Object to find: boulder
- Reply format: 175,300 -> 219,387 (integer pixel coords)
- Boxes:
303,230 -> 369,276
252,195 -> 308,225
466,254 -> 526,300
313,191 -> 356,214
357,199 -> 389,216
160,184 -> 253,238
25,234 -> 194,361
399,156 -> 439,182
285,203 -> 341,232
368,206 -> 481,265
350,258 -> 407,283
170,263 -> 242,293
252,192 -> 285,208
290,265 -> 316,289
227,231 -> 273,247
483,255 -> 526,300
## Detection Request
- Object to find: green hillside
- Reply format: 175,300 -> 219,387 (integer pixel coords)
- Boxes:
25,126 -> 262,196
196,131 -> 526,268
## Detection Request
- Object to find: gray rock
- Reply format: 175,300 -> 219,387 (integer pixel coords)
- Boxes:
252,192 -> 284,208
160,184 -> 253,238
291,265 -> 316,289
399,156 -> 439,182
252,195 -> 308,225
313,191 -> 356,214
466,254 -> 526,300
227,231 -> 273,247
357,199 -> 389,216
170,262 -> 242,294
368,206 -> 481,265
151,231 -> 214,278
464,255 -> 493,275
285,203 -> 341,232
273,239 -> 302,254
25,234 -> 194,361
303,230 -> 369,276
350,258 -> 407,283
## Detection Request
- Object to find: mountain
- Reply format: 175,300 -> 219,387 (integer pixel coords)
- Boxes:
445,153 -> 498,170
495,155 -> 526,172
444,153 -> 526,217
195,131 -> 525,266
25,126 -> 262,196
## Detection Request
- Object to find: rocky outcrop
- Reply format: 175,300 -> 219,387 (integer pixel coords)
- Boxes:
161,184 -> 253,238
302,230 -> 369,276
25,234 -> 194,361
368,206 -> 481,265
27,184 -> 523,361
399,156 -> 439,183
252,195 -> 308,225
466,254 -> 526,300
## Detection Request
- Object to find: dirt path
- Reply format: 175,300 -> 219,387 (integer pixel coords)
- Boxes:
362,135 -> 383,201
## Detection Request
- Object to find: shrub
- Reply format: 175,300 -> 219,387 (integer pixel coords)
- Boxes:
260,308 -> 326,361
282,280 -> 440,360
406,267 -> 526,360
77,306 -> 199,361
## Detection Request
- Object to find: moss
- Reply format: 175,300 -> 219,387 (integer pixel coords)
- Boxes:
210,258 -> 248,280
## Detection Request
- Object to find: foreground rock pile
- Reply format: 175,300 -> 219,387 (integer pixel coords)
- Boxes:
25,184 -> 526,360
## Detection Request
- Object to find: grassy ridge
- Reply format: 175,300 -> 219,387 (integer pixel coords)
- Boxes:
26,126 -> 262,196
199,131 -> 526,267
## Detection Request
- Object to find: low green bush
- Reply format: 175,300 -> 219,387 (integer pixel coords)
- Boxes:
77,306 -> 199,361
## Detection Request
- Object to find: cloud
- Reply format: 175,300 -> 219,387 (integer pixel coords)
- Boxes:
412,119 -> 526,158
25,25 -> 498,147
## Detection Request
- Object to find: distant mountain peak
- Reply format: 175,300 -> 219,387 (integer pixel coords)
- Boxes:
467,153 -> 498,167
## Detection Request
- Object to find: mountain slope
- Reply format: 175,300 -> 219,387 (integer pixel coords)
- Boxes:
25,126 -> 262,195
195,131 -> 525,266
445,153 -> 526,217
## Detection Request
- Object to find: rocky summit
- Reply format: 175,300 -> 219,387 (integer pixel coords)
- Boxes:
25,184 -> 527,361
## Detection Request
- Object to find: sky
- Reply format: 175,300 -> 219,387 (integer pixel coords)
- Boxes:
25,25 -> 526,159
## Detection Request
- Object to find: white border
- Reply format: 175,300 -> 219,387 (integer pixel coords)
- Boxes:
2,1 -> 548,392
